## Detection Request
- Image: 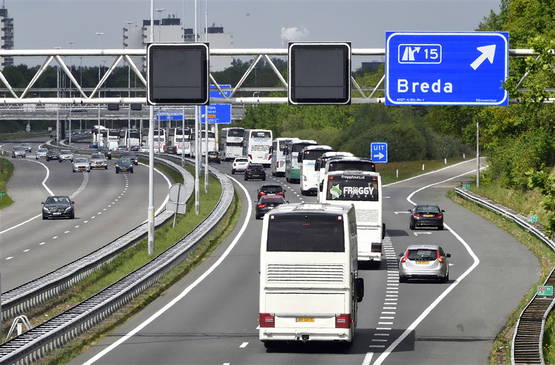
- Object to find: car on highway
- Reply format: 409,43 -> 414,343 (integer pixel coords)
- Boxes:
409,204 -> 445,230
231,157 -> 249,174
90,153 -> 108,169
244,164 -> 266,181
46,149 -> 60,161
255,194 -> 287,219
130,145 -> 140,152
115,158 -> 134,174
121,151 -> 138,165
98,147 -> 112,160
399,244 -> 451,282
21,143 -> 33,152
35,147 -> 48,159
208,151 -> 221,164
58,149 -> 74,162
42,195 -> 75,220
11,146 -> 26,158
257,184 -> 285,200
72,157 -> 91,173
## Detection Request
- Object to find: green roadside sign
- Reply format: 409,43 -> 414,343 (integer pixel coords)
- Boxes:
537,286 -> 553,296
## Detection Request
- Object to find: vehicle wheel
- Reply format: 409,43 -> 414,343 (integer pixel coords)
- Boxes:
42,214 -> 47,220
59,160 -> 62,163
399,276 -> 407,283
72,170 -> 75,173
438,224 -> 444,230
262,177 -> 266,181
70,213 -> 75,219
116,169 -> 120,174
409,222 -> 415,230
105,166 -> 108,170
231,169 -> 235,175
441,274 -> 449,283
263,341 -> 277,351
244,176 -> 248,181
130,169 -> 134,174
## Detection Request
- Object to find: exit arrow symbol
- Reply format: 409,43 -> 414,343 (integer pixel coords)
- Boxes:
470,44 -> 496,70
373,152 -> 384,159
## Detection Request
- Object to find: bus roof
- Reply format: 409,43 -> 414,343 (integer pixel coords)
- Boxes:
292,139 -> 316,145
303,145 -> 333,151
269,202 -> 351,215
326,170 -> 381,178
320,151 -> 354,159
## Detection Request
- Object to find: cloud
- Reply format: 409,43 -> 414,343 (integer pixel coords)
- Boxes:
280,26 -> 310,43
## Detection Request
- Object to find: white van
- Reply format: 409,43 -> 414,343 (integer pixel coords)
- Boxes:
259,203 -> 364,347
320,170 -> 384,264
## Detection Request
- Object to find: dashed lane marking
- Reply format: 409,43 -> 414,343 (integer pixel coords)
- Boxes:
239,342 -> 248,349
39,241 -> 46,246
84,220 -> 88,224
52,236 -> 58,239
5,257 -> 13,260
23,249 -> 30,253
64,230 -> 70,234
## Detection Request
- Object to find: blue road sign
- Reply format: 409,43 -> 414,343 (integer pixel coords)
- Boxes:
386,32 -> 509,106
210,84 -> 232,98
156,112 -> 183,121
200,104 -> 232,124
370,142 -> 388,163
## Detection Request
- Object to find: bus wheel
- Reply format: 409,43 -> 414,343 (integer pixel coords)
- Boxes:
263,341 -> 277,351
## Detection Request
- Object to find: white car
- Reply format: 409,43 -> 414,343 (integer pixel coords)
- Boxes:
90,153 -> 108,169
231,157 -> 249,174
35,148 -> 48,159
72,157 -> 91,173
59,149 -> 74,162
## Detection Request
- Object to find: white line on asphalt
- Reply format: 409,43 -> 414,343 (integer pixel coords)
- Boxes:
383,158 -> 477,188
374,333 -> 390,336
380,316 -> 394,320
5,257 -> 13,260
98,212 -> 102,215
376,327 -> 392,331
383,307 -> 397,310
372,339 -> 388,342
381,312 -> 396,315
70,169 -> 89,199
108,205 -> 111,208
369,345 -> 386,348
103,208 -> 107,211
378,322 -> 394,325
138,162 -> 171,219
362,352 -> 374,365
52,236 -> 58,239
223,363 -> 231,365
39,242 -> 46,245
64,230 -> 70,234
84,220 -> 88,224
74,225 -> 79,228
82,175 -> 253,365
23,249 -> 30,253
373,170 -> 482,365
91,216 -> 95,219
239,342 -> 248,349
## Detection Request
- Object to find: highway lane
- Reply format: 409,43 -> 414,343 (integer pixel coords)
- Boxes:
0,142 -> 171,291
73,159 -> 539,365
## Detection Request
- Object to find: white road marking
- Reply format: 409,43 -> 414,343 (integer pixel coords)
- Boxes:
362,352 -> 374,365
239,342 -> 248,349
376,327 -> 392,331
91,216 -> 96,219
414,231 -> 432,236
393,211 -> 411,214
82,175 -> 253,365
39,242 -> 46,245
372,339 -> 388,342
378,322 -> 394,325
373,169 -> 482,365
74,225 -> 80,228
369,345 -> 386,348
23,249 -> 30,253
5,257 -> 13,260
64,230 -> 70,234
374,333 -> 390,336
380,316 -> 394,319
84,220 -> 88,223
383,307 -> 397,310
52,236 -> 58,239
103,208 -> 107,211
108,205 -> 111,208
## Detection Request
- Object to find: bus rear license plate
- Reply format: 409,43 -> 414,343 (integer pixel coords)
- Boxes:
296,317 -> 315,322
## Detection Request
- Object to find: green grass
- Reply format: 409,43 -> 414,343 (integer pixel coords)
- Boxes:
448,191 -> 555,365
39,185 -> 240,365
0,131 -> 49,141
377,158 -> 467,184
0,158 -> 14,209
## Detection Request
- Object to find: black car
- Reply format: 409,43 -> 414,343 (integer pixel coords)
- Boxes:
409,204 -> 445,230
129,145 -> 140,152
116,158 -> 134,174
42,195 -> 74,219
245,164 -> 266,181
208,151 -> 221,164
98,147 -> 112,160
256,195 -> 287,219
257,184 -> 285,200
46,149 -> 60,161
121,152 -> 138,165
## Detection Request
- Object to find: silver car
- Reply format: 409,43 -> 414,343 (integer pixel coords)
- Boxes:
72,157 -> 91,173
399,244 -> 450,283
35,148 -> 48,159
90,153 -> 108,169
59,149 -> 74,162
12,146 -> 26,158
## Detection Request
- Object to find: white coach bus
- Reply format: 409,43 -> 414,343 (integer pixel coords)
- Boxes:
270,137 -> 298,177
315,151 -> 354,191
320,170 -> 384,265
259,203 -> 364,348
299,145 -> 333,195
284,139 -> 317,183
243,129 -> 273,167
220,127 -> 245,160
172,128 -> 192,156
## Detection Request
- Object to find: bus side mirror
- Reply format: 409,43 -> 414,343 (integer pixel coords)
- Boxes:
355,278 -> 364,302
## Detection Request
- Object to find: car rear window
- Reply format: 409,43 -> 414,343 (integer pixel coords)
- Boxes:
262,186 -> 283,193
415,206 -> 440,213
407,249 -> 437,261
267,213 -> 344,252
236,159 -> 248,162
260,197 -> 286,204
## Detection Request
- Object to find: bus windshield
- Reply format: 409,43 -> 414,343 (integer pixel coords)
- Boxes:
326,174 -> 379,201
291,143 -> 312,153
228,129 -> 244,137
251,131 -> 271,139
328,160 -> 376,172
267,213 -> 344,252
303,149 -> 329,161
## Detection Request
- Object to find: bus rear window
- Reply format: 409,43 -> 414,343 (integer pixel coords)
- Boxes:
328,161 -> 376,172
252,131 -> 271,138
228,129 -> 244,137
267,213 -> 344,252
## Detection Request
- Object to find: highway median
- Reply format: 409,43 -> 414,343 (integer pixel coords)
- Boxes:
0,157 -> 14,209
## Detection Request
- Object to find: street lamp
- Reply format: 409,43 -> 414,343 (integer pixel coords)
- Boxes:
125,22 -> 133,133
95,32 -> 104,129
155,8 -> 165,42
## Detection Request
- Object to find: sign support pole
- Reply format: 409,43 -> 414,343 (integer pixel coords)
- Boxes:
194,106 -> 200,215
147,0 -> 155,256
476,120 -> 480,188
204,110 -> 208,193
181,107 -> 185,167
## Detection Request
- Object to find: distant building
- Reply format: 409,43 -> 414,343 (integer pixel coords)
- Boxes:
123,16 -> 233,72
0,6 -> 14,68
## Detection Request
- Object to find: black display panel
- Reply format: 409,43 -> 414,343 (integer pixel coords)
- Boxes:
147,43 -> 209,105
288,42 -> 351,105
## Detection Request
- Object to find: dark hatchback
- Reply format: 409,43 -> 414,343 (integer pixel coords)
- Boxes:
256,195 -> 287,219
116,158 -> 134,173
46,149 -> 60,161
42,195 -> 74,219
245,164 -> 266,181
409,204 -> 445,230
257,184 -> 285,200
98,147 -> 112,160
208,151 -> 221,163
121,152 -> 138,165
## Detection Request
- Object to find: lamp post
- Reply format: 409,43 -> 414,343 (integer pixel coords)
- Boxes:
54,46 -> 61,144
155,8 -> 165,42
125,22 -> 133,134
194,0 -> 200,215
95,32 -> 104,129
147,0 -> 155,255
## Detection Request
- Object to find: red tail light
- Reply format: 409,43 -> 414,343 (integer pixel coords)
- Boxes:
436,214 -> 443,219
268,154 -> 272,160
248,154 -> 252,161
335,314 -> 351,328
277,191 -> 285,196
400,251 -> 408,263
412,214 -> 420,218
257,204 -> 267,209
437,250 -> 444,263
258,191 -> 266,196
259,313 -> 275,328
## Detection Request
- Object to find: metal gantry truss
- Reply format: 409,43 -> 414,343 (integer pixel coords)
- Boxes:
0,47 -> 550,105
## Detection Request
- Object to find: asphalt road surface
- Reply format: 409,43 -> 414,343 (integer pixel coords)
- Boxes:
72,158 -> 538,365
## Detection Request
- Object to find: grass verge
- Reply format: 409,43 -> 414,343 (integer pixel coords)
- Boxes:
0,131 -> 49,142
447,191 -> 555,365
0,157 -> 14,209
378,158 -> 467,184
39,187 -> 240,365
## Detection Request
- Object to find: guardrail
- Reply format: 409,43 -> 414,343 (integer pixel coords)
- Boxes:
0,158 -> 233,364
1,157 -> 193,324
454,188 -> 555,365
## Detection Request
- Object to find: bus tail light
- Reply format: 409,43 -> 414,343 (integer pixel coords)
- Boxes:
259,313 -> 275,328
335,314 -> 351,328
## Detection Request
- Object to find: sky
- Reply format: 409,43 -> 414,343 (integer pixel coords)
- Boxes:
7,0 -> 500,65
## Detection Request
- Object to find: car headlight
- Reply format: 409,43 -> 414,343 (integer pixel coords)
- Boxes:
43,207 -> 50,212
64,206 -> 72,212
